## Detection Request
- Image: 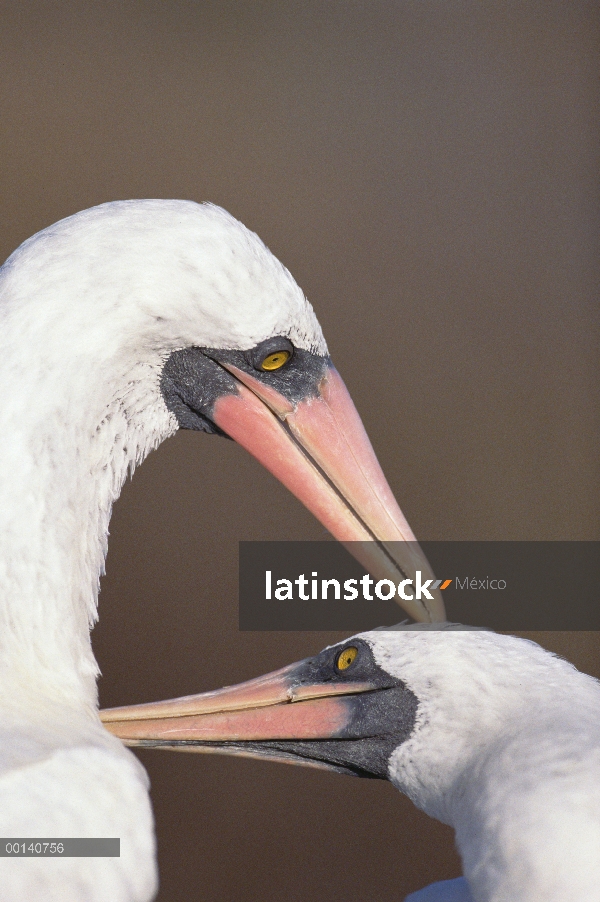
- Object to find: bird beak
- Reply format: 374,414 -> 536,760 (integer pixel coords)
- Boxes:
210,363 -> 444,622
101,656 -> 391,776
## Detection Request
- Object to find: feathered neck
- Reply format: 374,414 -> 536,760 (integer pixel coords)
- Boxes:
0,198 -> 323,711
369,630 -> 600,901
0,284 -> 175,712
0,219 -> 183,706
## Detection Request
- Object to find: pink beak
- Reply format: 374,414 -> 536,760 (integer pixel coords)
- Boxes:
100,652 -> 391,776
211,363 -> 444,622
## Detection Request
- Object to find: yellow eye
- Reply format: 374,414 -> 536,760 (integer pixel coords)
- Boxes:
336,646 -> 358,671
260,350 -> 290,371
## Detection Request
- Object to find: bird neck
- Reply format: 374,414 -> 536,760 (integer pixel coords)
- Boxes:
450,701 -> 600,900
0,349 -> 175,711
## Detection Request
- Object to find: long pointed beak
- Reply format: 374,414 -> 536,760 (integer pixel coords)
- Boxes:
211,363 -> 444,622
100,658 -> 378,772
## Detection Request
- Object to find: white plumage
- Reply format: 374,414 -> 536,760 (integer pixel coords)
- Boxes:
0,199 -> 440,901
366,629 -> 600,901
8,199 -> 590,902
0,200 -> 329,901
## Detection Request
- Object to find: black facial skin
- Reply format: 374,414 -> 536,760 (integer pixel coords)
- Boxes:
160,337 -> 331,434
159,344 -> 419,776
135,639 -> 419,780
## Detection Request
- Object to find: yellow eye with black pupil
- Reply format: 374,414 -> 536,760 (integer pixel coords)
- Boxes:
336,646 -> 358,671
260,350 -> 290,371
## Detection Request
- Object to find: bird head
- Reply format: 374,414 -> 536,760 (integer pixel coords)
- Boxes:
102,625 -> 585,828
1,200 -> 443,623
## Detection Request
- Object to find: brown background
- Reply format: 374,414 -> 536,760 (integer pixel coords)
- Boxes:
1,2 -> 598,900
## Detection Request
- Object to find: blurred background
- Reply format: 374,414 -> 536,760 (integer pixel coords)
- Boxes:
1,2 -> 598,899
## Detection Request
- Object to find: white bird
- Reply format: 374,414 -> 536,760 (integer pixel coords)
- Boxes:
0,200 -> 444,901
104,625 -> 600,902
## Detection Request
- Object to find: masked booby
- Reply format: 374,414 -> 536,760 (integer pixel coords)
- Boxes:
103,626 -> 600,902
0,200 -> 442,901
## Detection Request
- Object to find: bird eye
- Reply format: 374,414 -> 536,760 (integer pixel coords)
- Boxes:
336,646 -> 358,671
260,350 -> 291,371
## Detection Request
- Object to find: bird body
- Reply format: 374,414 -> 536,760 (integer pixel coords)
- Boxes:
0,200 -> 439,900
105,627 -> 600,901
0,200 -> 281,900
0,711 -> 155,901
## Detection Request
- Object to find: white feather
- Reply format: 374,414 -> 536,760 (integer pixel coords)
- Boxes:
0,201 -> 326,900
363,629 -> 600,902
